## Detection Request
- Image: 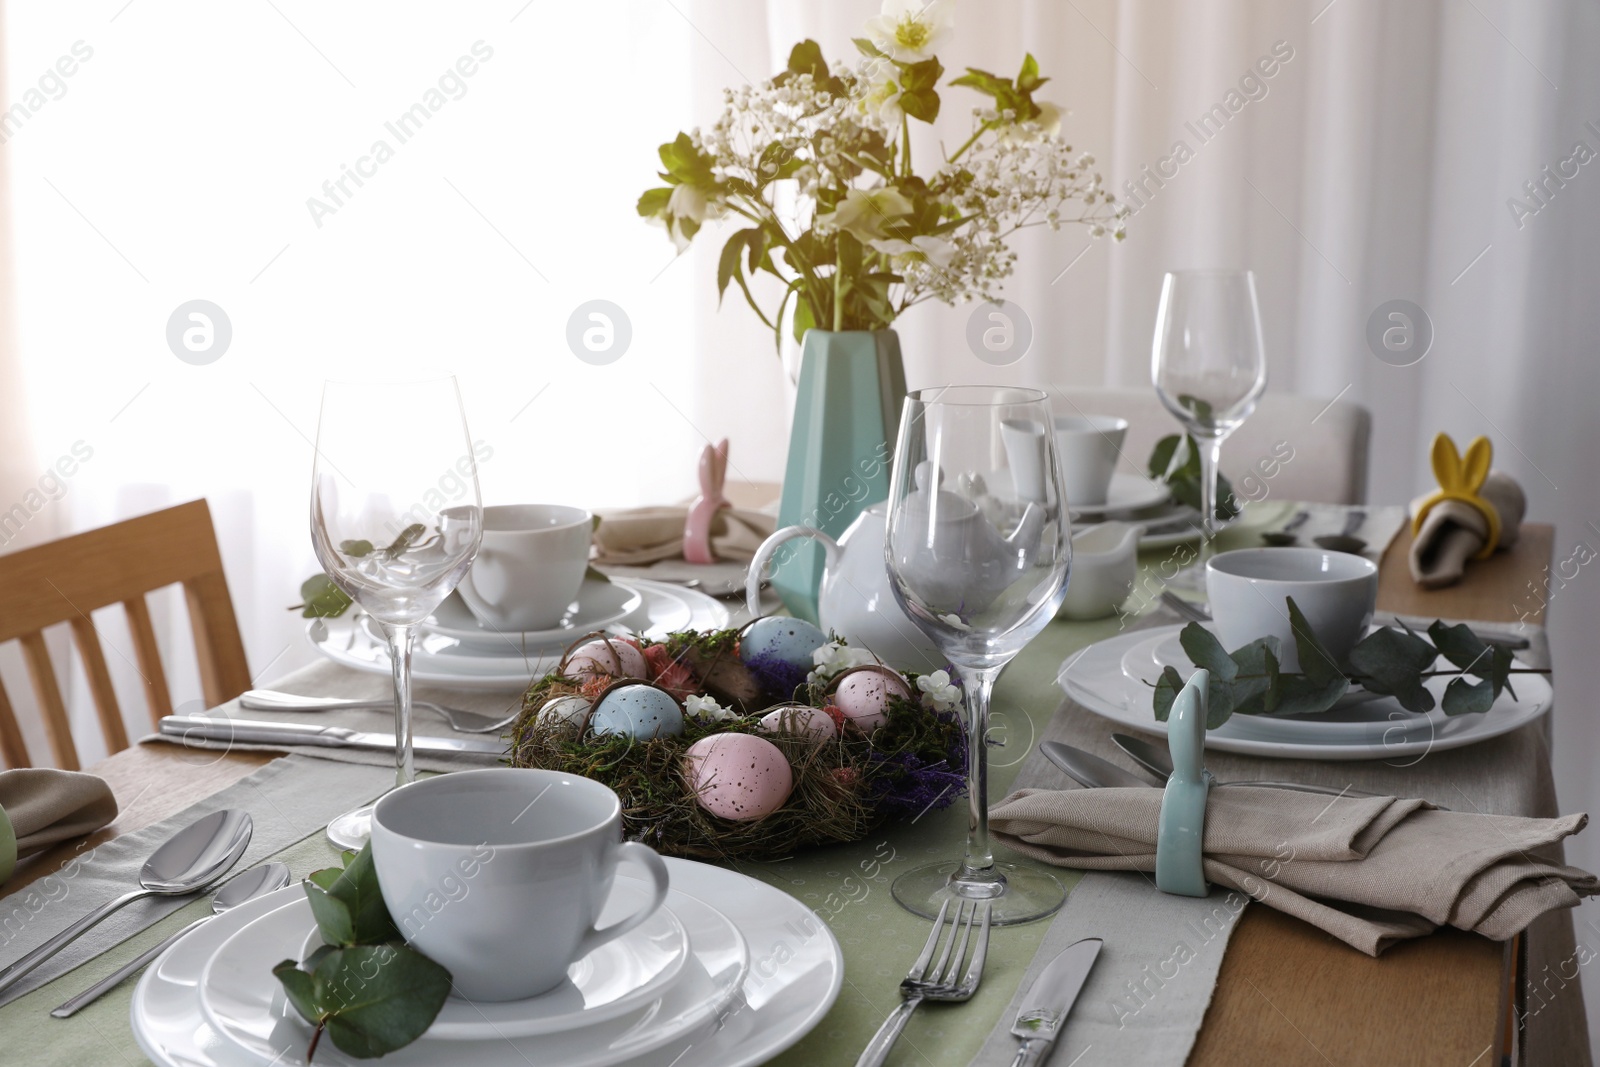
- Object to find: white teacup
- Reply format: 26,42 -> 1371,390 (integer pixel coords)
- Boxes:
457,504 -> 591,631
1053,415 -> 1128,509
1205,547 -> 1379,672
370,767 -> 669,1002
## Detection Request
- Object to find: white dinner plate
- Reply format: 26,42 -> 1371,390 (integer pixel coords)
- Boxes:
1069,473 -> 1170,518
1059,623 -> 1553,760
425,580 -> 644,652
132,857 -> 843,1067
306,579 -> 730,690
284,879 -> 692,1040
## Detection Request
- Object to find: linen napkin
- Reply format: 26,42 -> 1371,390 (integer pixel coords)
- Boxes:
592,505 -> 775,565
0,769 -> 118,879
990,785 -> 1597,956
1408,470 -> 1527,588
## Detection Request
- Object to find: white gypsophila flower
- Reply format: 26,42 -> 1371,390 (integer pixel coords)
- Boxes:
808,640 -> 879,682
684,693 -> 734,721
865,0 -> 955,62
917,669 -> 961,712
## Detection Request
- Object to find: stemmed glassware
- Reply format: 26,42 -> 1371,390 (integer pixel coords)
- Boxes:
1151,269 -> 1269,588
883,386 -> 1072,925
310,377 -> 483,849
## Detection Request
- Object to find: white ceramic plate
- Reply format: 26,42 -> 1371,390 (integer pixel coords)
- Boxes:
1058,624 -> 1553,760
1069,473 -> 1170,518
283,879 -> 692,1039
197,883 -> 744,1067
306,579 -> 731,690
425,580 -> 644,652
132,857 -> 843,1067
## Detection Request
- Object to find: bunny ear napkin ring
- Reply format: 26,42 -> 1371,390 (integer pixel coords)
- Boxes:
1412,433 -> 1500,560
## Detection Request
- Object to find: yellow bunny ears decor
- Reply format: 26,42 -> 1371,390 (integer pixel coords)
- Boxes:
1412,434 -> 1500,561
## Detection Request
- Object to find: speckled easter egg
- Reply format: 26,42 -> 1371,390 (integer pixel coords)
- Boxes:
757,703 -> 838,743
566,638 -> 648,684
832,666 -> 912,734
739,617 -> 828,672
589,684 -> 684,740
537,694 -> 591,735
684,733 -> 794,821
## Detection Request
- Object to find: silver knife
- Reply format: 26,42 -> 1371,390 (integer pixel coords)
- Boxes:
1009,937 -> 1102,1067
158,715 -> 504,755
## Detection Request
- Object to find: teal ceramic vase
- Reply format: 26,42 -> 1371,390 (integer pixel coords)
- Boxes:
771,329 -> 907,622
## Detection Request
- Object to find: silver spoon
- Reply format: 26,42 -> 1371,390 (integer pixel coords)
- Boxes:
1313,508 -> 1367,555
50,861 -> 291,1017
1107,734 -> 1381,799
0,808 -> 252,997
1260,509 -> 1312,547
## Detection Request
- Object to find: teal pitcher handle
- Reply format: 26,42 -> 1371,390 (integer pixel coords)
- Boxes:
1155,669 -> 1213,898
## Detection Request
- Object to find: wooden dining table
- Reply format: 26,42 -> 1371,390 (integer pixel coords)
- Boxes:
7,520 -> 1568,1065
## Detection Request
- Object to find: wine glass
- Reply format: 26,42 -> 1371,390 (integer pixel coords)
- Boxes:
1151,269 -> 1268,588
884,386 -> 1072,925
310,377 -> 483,849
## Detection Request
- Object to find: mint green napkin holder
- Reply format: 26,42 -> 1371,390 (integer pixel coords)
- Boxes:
1155,668 -> 1213,898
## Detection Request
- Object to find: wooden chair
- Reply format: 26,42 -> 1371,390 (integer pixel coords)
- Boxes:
0,500 -> 250,770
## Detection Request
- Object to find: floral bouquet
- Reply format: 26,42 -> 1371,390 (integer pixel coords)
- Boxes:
507,619 -> 967,861
637,0 -> 1127,350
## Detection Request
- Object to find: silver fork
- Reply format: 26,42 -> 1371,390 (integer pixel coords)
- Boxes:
854,899 -> 992,1067
238,690 -> 519,734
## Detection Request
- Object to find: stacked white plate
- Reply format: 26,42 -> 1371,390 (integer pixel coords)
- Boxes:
307,578 -> 732,690
132,857 -> 842,1067
1058,622 -> 1553,760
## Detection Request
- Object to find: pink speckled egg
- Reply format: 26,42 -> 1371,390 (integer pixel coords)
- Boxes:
832,666 -> 911,734
684,733 -> 794,821
565,638 -> 647,684
757,703 -> 838,743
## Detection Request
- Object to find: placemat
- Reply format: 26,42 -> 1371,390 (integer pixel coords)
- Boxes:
0,755 -> 390,1008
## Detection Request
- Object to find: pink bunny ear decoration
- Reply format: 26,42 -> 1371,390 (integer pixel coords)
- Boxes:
683,438 -> 730,564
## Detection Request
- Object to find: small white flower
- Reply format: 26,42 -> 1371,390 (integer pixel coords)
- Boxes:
857,66 -> 904,125
917,669 -> 962,711
684,693 -> 734,721
808,640 -> 879,682
869,235 -> 958,270
816,186 -> 914,242
865,0 -> 955,62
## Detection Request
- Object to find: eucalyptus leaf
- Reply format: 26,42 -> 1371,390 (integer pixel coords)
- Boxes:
295,574 -> 353,619
1286,597 -> 1344,685
1178,622 -> 1237,682
340,539 -> 375,558
1442,676 -> 1496,716
1145,433 -> 1239,522
316,944 -> 453,1060
307,842 -> 403,947
1427,620 -> 1493,674
1226,638 -> 1281,715
1269,672 -> 1351,716
1152,665 -> 1184,722
273,959 -> 321,1023
304,883 -> 355,947
1348,626 -> 1438,713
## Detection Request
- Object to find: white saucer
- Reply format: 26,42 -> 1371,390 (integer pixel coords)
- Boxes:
132,857 -> 843,1067
307,579 -> 730,690
198,881 -> 745,1066
286,879 -> 691,1039
1059,623 -> 1552,760
1069,473 -> 1170,518
426,580 -> 644,652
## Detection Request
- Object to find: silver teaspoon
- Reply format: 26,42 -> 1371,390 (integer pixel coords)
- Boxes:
50,861 -> 291,1017
0,808 -> 252,997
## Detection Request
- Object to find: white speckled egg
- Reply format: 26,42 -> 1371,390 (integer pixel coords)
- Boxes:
537,694 -> 591,735
566,638 -> 648,684
739,617 -> 828,672
757,703 -> 838,743
589,684 -> 684,740
684,733 -> 794,821
832,666 -> 912,734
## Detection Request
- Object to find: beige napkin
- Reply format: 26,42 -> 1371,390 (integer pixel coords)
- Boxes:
0,768 -> 118,859
1408,470 -> 1527,589
991,785 -> 1597,956
592,506 -> 775,565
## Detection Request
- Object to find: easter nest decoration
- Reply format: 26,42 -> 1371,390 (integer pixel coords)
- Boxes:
506,618 -> 967,861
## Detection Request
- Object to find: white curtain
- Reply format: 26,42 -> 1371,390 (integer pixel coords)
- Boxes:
7,0 -> 1600,1039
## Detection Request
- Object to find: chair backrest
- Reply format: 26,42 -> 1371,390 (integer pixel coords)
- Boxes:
0,500 -> 250,770
1056,388 -> 1372,506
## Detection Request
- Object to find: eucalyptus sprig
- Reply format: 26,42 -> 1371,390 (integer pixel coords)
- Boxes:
1152,597 -> 1547,727
272,844 -> 452,1062
1147,432 -> 1239,524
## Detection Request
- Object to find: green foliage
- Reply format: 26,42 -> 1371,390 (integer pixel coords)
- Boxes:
1147,433 -> 1240,522
950,52 -> 1049,122
291,575 -> 352,619
1155,597 -> 1545,727
274,844 -> 450,1061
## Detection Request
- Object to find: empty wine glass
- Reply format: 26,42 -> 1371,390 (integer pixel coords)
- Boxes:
1151,269 -> 1268,588
310,377 -> 483,849
884,386 -> 1072,925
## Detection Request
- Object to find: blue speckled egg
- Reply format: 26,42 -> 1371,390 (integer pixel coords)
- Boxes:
589,684 -> 684,740
740,617 -> 828,673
